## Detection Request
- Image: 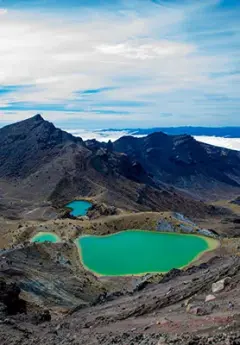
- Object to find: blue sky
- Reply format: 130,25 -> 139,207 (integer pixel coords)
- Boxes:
0,0 -> 239,128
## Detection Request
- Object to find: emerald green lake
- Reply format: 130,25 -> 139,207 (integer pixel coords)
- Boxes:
31,232 -> 61,243
77,230 -> 212,276
65,200 -> 92,217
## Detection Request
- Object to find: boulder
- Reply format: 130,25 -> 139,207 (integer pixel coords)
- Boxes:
205,294 -> 216,302
212,277 -> 231,293
187,305 -> 208,316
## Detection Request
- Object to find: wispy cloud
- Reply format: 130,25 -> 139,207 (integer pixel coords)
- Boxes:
0,85 -> 24,95
96,40 -> 195,60
78,87 -> 118,95
0,0 -> 240,127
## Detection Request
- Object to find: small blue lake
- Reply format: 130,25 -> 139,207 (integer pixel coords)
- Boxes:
31,232 -> 61,243
65,200 -> 92,217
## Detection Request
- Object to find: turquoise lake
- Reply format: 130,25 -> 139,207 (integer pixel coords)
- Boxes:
76,230 -> 216,276
65,200 -> 92,217
31,232 -> 61,243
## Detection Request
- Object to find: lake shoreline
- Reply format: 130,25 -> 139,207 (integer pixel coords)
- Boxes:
75,230 -> 220,277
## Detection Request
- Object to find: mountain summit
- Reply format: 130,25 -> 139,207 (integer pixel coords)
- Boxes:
0,115 -> 81,178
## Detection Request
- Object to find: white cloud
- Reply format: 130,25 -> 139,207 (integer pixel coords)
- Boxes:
0,1 -> 240,126
194,136 -> 240,151
96,41 -> 195,60
66,129 -> 139,142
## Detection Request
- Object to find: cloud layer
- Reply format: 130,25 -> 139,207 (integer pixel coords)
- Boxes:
65,128 -> 240,151
0,0 -> 240,127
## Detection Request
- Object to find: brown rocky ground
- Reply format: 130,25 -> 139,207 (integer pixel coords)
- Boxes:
0,255 -> 240,345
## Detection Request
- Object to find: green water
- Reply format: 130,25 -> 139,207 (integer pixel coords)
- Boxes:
31,232 -> 61,243
65,200 -> 92,217
77,230 -> 210,276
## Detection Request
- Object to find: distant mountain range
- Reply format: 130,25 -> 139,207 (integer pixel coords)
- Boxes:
0,115 -> 240,219
65,127 -> 240,151
113,132 -> 240,199
102,127 -> 240,138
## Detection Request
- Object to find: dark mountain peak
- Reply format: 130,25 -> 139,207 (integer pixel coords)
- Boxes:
146,132 -> 196,148
25,114 -> 53,129
0,115 -> 83,178
176,133 -> 193,139
15,114 -> 45,129
172,133 -> 195,145
147,131 -> 168,139
144,131 -> 170,147
115,135 -> 138,143
1,113 -> 50,135
32,114 -> 44,122
1,114 -> 78,143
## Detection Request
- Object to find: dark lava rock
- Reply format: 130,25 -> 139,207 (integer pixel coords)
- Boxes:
160,268 -> 182,283
93,291 -> 124,305
0,279 -> 26,315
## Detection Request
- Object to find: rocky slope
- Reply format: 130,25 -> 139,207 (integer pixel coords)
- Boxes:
0,114 -> 83,178
0,253 -> 240,345
0,242 -> 106,311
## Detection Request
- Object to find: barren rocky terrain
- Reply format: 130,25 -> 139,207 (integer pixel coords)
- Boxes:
0,116 -> 240,344
1,254 -> 240,345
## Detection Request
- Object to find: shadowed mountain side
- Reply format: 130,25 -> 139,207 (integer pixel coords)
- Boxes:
113,133 -> 240,199
0,115 -> 83,179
